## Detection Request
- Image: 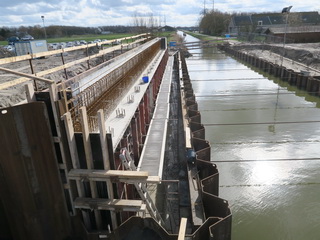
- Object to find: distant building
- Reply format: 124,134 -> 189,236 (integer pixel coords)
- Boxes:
158,25 -> 176,32
228,11 -> 320,36
265,25 -> 320,43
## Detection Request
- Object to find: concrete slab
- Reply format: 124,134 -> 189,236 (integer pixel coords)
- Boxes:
100,41 -> 166,151
137,56 -> 174,179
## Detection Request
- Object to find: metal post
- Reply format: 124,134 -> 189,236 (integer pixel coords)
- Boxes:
280,6 -> 292,78
41,15 -> 47,40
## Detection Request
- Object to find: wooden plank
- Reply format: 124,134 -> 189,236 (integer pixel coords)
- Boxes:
63,111 -> 91,228
97,109 -> 111,170
79,107 -> 94,168
178,218 -> 188,240
68,169 -> 151,182
79,108 -> 101,226
97,109 -> 118,229
0,66 -> 54,90
0,39 -> 145,90
0,33 -> 148,65
0,38 -> 147,90
145,176 -> 161,183
74,198 -> 146,212
0,54 -> 33,65
63,112 -> 80,168
79,106 -> 102,229
0,46 -> 118,90
25,82 -> 35,102
49,84 -> 77,215
0,102 -> 72,239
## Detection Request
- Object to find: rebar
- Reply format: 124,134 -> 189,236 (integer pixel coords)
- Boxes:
70,40 -> 161,132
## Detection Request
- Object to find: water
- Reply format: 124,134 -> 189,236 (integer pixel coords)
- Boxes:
183,33 -> 320,240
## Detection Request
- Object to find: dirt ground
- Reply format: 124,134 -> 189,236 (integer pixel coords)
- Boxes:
228,42 -> 320,76
0,48 -> 101,108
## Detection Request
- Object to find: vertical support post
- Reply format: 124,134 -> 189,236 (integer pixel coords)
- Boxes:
25,82 -> 35,102
49,83 -> 76,216
28,59 -> 38,91
60,51 -> 68,80
63,111 -> 91,229
97,109 -> 118,230
79,106 -> 102,229
101,44 -> 105,62
86,44 -> 90,69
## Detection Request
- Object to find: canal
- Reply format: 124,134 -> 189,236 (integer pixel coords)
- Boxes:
183,34 -> 320,240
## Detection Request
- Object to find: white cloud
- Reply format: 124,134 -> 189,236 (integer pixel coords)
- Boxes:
0,0 -> 320,27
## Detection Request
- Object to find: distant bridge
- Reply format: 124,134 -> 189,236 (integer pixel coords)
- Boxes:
176,38 -> 229,50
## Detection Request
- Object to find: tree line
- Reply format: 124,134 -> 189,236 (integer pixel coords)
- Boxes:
0,25 -> 138,41
198,10 -> 264,36
0,12 -> 174,41
199,10 -> 232,36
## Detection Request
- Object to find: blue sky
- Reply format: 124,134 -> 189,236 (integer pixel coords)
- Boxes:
0,0 -> 319,27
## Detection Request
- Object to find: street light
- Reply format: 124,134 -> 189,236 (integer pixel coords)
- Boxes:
41,15 -> 47,40
280,6 -> 292,75
273,6 -> 292,133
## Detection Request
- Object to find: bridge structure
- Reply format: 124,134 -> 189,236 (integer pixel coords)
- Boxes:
176,38 -> 230,50
0,34 -> 231,240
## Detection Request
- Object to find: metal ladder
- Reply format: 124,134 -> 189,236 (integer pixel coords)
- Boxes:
119,148 -> 165,226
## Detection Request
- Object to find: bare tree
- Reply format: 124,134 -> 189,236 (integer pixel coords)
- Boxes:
132,11 -> 160,33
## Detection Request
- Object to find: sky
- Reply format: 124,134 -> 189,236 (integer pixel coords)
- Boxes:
0,0 -> 319,27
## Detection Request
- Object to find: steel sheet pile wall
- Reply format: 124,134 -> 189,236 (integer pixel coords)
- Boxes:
180,54 -> 232,239
218,45 -> 320,96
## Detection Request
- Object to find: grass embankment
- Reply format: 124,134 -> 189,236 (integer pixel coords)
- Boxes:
184,31 -> 213,41
47,33 -> 135,43
183,31 -> 234,44
153,31 -> 176,43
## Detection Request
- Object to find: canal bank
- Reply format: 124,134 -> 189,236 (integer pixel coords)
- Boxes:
218,44 -> 320,96
183,33 -> 320,240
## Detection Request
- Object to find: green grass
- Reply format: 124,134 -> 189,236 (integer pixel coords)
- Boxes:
184,31 -> 239,44
152,31 -> 176,43
0,32 -> 179,46
184,31 -> 215,41
0,33 -> 137,46
46,33 -> 136,43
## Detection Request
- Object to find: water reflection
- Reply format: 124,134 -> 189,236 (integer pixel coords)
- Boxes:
182,32 -> 320,240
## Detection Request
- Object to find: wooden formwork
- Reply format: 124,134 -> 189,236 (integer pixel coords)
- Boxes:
0,34 -> 150,91
0,102 -> 72,240
0,36 -> 171,239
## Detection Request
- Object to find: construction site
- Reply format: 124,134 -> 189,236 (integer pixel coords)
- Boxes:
0,34 -> 232,240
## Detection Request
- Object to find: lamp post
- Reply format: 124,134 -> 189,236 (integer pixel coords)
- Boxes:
280,6 -> 292,77
41,15 -> 47,40
273,6 -> 292,133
